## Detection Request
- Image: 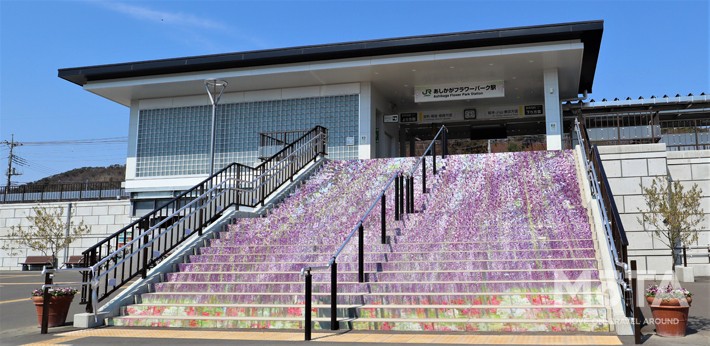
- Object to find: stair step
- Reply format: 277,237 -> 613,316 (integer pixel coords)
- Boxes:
153,280 -> 603,294
140,291 -> 606,305
207,239 -> 596,252
122,303 -> 608,320
165,269 -> 600,282
182,258 -> 599,272
108,315 -> 611,332
196,248 -> 597,260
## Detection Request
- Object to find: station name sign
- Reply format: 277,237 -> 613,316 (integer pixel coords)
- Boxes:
415,81 -> 504,103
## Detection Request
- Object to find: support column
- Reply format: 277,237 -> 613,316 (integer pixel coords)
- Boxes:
358,82 -> 373,159
125,100 -> 140,182
544,68 -> 563,150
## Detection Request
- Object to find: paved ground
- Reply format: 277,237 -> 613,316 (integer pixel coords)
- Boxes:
1,271 -> 708,345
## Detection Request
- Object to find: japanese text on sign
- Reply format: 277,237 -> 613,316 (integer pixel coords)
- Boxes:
415,81 -> 505,102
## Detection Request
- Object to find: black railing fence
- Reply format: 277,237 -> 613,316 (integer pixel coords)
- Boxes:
1,181 -> 128,204
583,113 -> 710,150
79,126 -> 328,312
573,119 -> 640,343
300,125 -> 447,340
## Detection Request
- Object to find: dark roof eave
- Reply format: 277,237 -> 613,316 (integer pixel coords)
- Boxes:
58,20 -> 603,94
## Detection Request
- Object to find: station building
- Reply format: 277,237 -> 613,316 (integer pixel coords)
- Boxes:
59,21 -> 603,207
57,21 -> 708,278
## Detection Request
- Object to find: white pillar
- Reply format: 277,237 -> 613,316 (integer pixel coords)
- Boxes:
544,68 -> 563,150
358,82 -> 372,159
125,100 -> 140,181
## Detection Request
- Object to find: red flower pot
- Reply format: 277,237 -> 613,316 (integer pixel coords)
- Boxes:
31,295 -> 74,328
646,296 -> 692,337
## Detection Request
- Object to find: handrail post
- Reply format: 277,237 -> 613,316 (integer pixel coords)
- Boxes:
141,231 -> 149,279
358,224 -> 364,283
401,176 -> 409,214
408,175 -> 414,213
398,175 -> 404,217
631,260 -> 641,344
330,262 -> 338,330
236,165 -> 241,207
198,186 -> 204,236
85,251 -> 96,313
394,175 -> 400,221
432,142 -> 437,175
40,269 -> 52,334
442,128 -> 448,158
305,270 -> 312,341
422,153 -> 427,194
261,165 -> 267,206
381,193 -> 386,244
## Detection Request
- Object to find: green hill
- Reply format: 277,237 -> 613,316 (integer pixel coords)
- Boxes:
23,165 -> 125,188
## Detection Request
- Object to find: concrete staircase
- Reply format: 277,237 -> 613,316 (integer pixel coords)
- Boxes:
108,151 -> 613,333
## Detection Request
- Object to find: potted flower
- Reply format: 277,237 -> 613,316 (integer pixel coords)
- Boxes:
31,287 -> 78,328
645,283 -> 692,337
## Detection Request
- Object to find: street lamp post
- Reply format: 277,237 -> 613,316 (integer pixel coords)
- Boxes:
205,79 -> 228,177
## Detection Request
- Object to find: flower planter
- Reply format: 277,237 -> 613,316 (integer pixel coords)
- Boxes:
31,295 -> 74,328
646,296 -> 692,337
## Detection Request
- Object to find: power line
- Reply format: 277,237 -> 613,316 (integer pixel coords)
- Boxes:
22,137 -> 128,146
13,155 -> 63,176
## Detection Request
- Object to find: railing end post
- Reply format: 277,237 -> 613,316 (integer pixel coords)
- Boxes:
40,271 -> 52,334
330,262 -> 338,330
305,269 -> 312,341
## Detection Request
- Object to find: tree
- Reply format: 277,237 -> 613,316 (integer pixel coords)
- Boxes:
1,206 -> 91,266
638,176 -> 704,272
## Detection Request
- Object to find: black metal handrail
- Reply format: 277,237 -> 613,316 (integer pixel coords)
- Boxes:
258,129 -> 310,160
79,126 -> 328,312
1,181 -> 128,204
573,118 -> 638,343
300,125 -> 447,341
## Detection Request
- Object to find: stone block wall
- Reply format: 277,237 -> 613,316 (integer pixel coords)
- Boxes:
0,200 -> 132,270
598,144 -> 709,277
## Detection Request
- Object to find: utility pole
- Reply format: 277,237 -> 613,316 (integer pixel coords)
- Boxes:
2,134 -> 23,196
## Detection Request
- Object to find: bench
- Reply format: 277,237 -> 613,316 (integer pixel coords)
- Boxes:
19,256 -> 54,271
65,255 -> 86,268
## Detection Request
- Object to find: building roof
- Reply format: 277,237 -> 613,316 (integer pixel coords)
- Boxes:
58,21 -> 603,94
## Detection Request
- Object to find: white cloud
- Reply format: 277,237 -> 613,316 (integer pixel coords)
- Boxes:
86,0 -> 273,52
93,1 -> 228,31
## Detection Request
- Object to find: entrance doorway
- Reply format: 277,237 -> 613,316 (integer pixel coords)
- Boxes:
398,119 -> 550,156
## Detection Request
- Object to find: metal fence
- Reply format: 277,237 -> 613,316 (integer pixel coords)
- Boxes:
583,113 -> 710,150
79,126 -> 328,311
1,182 -> 128,204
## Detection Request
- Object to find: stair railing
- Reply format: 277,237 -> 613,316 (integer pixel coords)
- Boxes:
573,118 -> 639,340
300,125 -> 447,341
79,126 -> 328,313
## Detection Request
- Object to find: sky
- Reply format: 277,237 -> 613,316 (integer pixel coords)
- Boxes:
0,0 -> 708,184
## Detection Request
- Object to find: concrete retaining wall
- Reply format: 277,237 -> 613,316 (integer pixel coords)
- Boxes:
0,200 -> 132,271
598,144 -> 709,278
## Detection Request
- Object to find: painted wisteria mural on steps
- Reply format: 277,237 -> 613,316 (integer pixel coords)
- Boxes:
109,150 -> 612,332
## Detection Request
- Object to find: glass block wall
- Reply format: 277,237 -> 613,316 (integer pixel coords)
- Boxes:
136,95 -> 359,177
